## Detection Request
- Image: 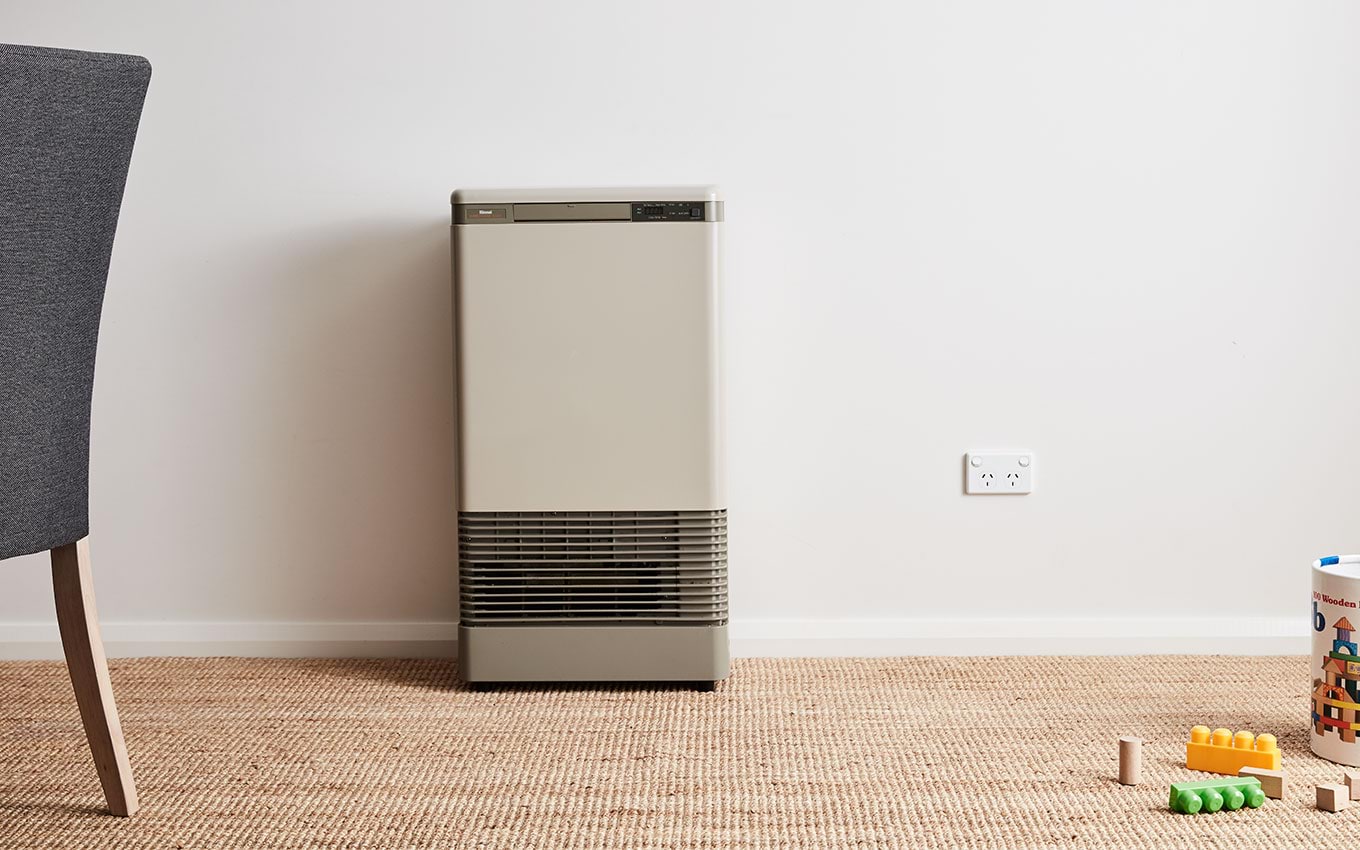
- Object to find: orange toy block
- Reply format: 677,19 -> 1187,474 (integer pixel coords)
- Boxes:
1186,726 -> 1281,776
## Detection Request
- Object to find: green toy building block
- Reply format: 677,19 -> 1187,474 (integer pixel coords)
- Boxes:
1169,776 -> 1265,814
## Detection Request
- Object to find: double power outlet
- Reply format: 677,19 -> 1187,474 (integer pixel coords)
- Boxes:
965,452 -> 1034,495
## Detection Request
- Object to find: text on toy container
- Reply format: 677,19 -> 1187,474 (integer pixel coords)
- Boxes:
1315,592 -> 1357,609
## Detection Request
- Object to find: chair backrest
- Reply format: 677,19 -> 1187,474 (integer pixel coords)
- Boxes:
0,44 -> 151,560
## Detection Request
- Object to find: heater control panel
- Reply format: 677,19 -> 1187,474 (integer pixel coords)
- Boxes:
631,202 -> 706,222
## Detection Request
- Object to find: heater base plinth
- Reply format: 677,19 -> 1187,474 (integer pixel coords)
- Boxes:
458,624 -> 729,684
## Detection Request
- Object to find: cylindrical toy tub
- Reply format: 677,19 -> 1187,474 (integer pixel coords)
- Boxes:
1312,559 -> 1360,765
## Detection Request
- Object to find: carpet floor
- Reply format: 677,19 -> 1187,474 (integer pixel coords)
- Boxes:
0,656 -> 1343,849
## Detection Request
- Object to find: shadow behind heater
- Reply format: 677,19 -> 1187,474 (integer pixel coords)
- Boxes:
451,187 -> 729,686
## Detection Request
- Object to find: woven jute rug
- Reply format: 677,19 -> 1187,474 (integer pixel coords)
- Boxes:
0,656 -> 1342,849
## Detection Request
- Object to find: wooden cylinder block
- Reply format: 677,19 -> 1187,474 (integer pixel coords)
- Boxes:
1119,736 -> 1142,786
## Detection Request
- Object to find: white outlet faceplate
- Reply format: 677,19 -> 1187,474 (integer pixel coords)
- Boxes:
965,452 -> 1034,495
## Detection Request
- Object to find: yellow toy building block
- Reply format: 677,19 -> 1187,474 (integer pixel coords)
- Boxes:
1186,726 -> 1281,776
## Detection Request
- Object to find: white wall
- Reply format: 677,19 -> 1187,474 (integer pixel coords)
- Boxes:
3,0 -> 1358,657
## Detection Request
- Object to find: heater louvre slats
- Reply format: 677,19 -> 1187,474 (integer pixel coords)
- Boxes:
459,530 -> 726,541
462,589 -> 727,598
465,573 -> 725,577
465,571 -> 728,576
465,616 -> 721,625
459,513 -> 724,528
459,511 -> 723,516
463,586 -> 724,591
461,556 -> 724,565
461,541 -> 726,549
463,577 -> 724,584
461,563 -> 727,570
463,603 -> 727,612
460,510 -> 725,519
462,567 -> 726,574
459,510 -> 728,626
461,540 -> 726,548
458,524 -> 725,534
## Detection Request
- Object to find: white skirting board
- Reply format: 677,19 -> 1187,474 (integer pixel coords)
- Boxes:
0,617 -> 1308,660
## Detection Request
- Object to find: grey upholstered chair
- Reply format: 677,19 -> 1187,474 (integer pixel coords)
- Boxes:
1,43 -> 151,817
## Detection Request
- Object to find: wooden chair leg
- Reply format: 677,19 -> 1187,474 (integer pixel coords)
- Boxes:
50,538 -> 138,817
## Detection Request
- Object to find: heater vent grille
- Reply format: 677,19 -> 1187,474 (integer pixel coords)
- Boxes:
459,510 -> 728,626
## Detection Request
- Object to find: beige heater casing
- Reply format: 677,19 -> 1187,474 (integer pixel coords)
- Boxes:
451,186 -> 729,685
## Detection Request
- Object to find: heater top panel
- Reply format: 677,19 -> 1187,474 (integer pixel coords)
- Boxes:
453,186 -> 723,225
452,186 -> 720,206
452,186 -> 724,512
